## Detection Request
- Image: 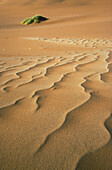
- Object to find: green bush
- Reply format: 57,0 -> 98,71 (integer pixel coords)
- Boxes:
21,15 -> 48,25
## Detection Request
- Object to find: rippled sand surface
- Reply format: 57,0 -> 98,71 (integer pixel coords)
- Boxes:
0,0 -> 112,169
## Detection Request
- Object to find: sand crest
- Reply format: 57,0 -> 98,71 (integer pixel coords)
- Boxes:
0,0 -> 112,169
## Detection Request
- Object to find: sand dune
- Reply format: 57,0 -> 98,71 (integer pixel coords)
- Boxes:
0,0 -> 112,169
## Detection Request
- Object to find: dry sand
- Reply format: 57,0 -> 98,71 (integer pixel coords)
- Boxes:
0,0 -> 112,169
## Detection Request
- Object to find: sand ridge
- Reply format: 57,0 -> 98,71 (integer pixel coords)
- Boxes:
0,0 -> 112,169
0,39 -> 112,169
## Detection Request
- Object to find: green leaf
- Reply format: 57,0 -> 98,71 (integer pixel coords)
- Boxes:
25,19 -> 34,25
34,19 -> 40,23
21,17 -> 31,24
32,15 -> 41,20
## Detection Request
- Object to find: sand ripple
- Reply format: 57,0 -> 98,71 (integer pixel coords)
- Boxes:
0,38 -> 112,169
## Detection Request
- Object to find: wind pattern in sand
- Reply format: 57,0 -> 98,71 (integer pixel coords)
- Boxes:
0,37 -> 112,169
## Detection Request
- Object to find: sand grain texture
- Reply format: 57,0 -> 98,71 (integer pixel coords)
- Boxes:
0,0 -> 112,169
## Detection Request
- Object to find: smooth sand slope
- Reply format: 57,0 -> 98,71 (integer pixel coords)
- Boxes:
0,0 -> 112,169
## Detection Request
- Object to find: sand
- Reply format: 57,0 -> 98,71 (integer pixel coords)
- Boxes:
0,0 -> 112,169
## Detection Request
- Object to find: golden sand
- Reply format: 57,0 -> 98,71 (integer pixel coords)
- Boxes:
0,0 -> 112,169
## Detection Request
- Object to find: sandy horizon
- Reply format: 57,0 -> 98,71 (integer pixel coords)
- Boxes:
0,0 -> 112,169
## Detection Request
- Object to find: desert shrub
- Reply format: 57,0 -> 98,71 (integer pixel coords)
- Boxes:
21,15 -> 48,25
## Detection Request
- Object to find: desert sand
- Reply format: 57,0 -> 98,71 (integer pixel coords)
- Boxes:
0,0 -> 112,169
